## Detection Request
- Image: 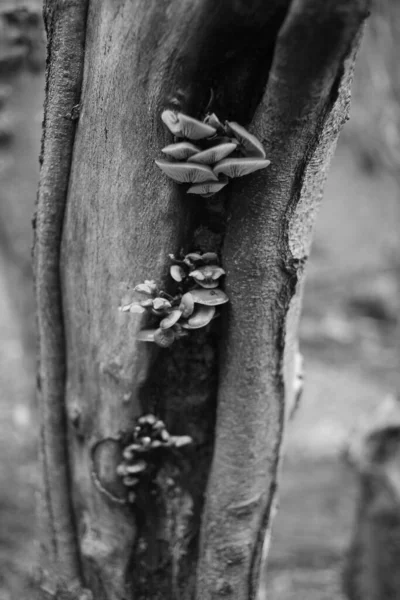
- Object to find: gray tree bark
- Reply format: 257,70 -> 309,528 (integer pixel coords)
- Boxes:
34,1 -> 369,599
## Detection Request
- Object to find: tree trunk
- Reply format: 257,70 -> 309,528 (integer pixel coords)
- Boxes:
34,1 -> 369,599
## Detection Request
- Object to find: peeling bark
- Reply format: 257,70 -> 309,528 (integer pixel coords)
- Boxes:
35,1 -> 369,599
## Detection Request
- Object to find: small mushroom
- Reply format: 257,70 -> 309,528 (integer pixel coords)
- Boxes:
152,297 -> 172,312
181,305 -> 216,329
204,113 -> 225,132
161,110 -> 181,134
122,476 -> 140,487
171,435 -> 193,448
136,330 -> 157,343
184,252 -> 203,265
161,142 -> 201,160
225,121 -> 267,158
213,157 -> 270,179
189,287 -> 229,306
126,460 -> 147,474
187,142 -> 237,165
160,309 -> 183,329
161,110 -> 217,139
129,303 -> 146,314
155,160 -> 218,183
170,264 -> 186,282
139,298 -> 153,308
189,265 -> 225,289
186,180 -> 228,197
160,429 -> 170,441
154,327 -> 176,347
200,252 -> 219,264
179,292 -> 195,318
138,414 -> 157,426
135,282 -> 156,295
202,135 -> 237,149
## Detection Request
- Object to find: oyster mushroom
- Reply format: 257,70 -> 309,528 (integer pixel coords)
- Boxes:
161,110 -> 216,139
152,297 -> 172,312
189,287 -> 229,306
189,265 -> 225,289
213,157 -> 270,179
170,264 -> 186,282
225,121 -> 267,158
200,252 -> 219,264
187,142 -> 237,165
181,305 -> 216,329
186,180 -> 228,197
161,141 -> 200,160
155,160 -> 218,183
154,327 -> 176,347
135,281 -> 157,295
204,112 -> 225,132
179,292 -> 195,318
160,309 -> 183,329
136,330 -> 157,342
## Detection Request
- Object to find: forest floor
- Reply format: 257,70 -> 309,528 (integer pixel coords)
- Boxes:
1,15 -> 400,597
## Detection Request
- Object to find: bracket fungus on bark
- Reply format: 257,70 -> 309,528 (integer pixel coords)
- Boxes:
120,252 -> 229,347
156,110 -> 271,197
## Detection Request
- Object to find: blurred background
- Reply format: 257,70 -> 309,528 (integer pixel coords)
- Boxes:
0,1 -> 399,599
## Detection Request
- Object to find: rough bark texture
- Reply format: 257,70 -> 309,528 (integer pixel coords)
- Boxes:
35,1 -> 369,599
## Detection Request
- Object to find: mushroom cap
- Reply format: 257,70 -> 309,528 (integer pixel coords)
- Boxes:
138,414 -> 157,425
154,327 -> 176,347
190,265 -> 225,280
161,142 -> 201,160
161,109 -> 181,134
161,110 -> 217,139
186,180 -> 228,197
170,264 -> 186,282
136,330 -> 157,342
160,309 -> 183,330
155,160 -> 218,183
213,157 -> 270,179
179,292 -> 195,318
181,305 -> 216,329
134,282 -> 155,295
129,303 -> 146,314
125,460 -> 147,474
189,266 -> 225,288
200,252 -> 219,264
189,287 -> 229,306
187,142 -> 237,165
152,297 -> 172,311
122,476 -> 140,487
171,435 -> 193,448
225,121 -> 266,158
204,112 -> 225,132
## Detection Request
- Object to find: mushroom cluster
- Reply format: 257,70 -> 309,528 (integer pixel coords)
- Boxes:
120,252 -> 229,347
117,414 -> 192,503
155,111 -> 271,197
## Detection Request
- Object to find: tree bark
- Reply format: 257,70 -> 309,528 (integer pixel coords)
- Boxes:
35,1 -> 369,599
